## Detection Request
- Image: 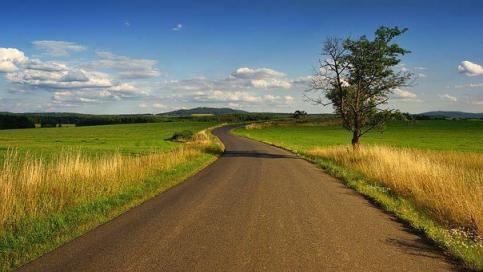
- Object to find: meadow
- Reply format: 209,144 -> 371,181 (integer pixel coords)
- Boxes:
237,120 -> 483,152
0,121 -> 218,159
234,119 -> 483,270
0,121 -> 222,271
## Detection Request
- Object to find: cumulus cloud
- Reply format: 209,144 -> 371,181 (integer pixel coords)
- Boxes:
2,47 -> 303,110
0,47 -> 151,109
229,67 -> 292,89
33,40 -> 86,57
148,66 -> 307,108
92,50 -> 161,79
392,88 -> 419,101
439,94 -> 457,102
0,48 -> 28,72
458,60 -> 483,76
231,67 -> 285,79
172,24 -> 183,31
6,64 -> 113,90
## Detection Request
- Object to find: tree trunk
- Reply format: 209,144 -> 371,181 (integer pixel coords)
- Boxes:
351,129 -> 360,150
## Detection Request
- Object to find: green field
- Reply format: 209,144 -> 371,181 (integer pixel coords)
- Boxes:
0,121 -> 218,160
0,121 -> 222,271
234,120 -> 483,152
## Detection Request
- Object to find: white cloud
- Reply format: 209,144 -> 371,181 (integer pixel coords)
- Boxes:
439,94 -> 457,102
229,67 -> 292,89
172,24 -> 183,31
190,90 -> 294,106
231,67 -> 285,80
92,50 -> 161,79
33,40 -> 86,57
1,48 -> 150,107
6,64 -> 113,90
124,21 -> 131,27
153,103 -> 166,108
291,76 -> 313,85
3,48 -> 304,110
138,102 -> 166,110
250,78 -> 292,89
458,60 -> 483,76
392,88 -> 418,101
0,48 -> 28,72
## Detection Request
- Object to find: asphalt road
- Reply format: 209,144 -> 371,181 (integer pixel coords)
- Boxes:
19,126 -> 456,271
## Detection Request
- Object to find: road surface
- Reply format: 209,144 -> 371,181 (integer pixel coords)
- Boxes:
19,126 -> 456,271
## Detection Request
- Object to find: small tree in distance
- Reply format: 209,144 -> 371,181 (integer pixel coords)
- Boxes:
293,110 -> 308,119
308,26 -> 412,149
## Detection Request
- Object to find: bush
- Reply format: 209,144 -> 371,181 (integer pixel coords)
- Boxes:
168,130 -> 194,142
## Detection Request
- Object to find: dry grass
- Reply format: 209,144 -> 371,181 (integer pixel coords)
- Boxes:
0,129 -> 222,232
309,145 -> 483,237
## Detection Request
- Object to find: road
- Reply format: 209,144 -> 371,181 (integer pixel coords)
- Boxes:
19,126 -> 456,271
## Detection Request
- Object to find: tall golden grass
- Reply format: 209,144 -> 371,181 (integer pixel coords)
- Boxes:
0,129 -> 222,231
309,145 -> 483,236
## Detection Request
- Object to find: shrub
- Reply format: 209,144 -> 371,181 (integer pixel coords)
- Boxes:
168,130 -> 194,142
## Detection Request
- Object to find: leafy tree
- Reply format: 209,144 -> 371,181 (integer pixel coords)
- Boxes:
308,26 -> 412,148
293,110 -> 308,119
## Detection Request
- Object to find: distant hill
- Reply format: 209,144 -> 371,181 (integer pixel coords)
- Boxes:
161,107 -> 249,116
417,111 -> 483,119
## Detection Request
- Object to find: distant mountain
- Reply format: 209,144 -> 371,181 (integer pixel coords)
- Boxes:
417,111 -> 483,119
161,107 -> 249,116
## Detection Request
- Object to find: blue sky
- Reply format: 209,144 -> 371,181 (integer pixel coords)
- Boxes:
1,0 -> 483,114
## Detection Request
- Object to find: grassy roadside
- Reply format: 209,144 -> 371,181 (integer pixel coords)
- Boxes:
233,124 -> 483,271
0,127 -> 224,271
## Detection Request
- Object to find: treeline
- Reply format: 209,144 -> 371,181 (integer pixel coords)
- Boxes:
0,111 -> 338,130
171,113 -> 335,122
0,112 -> 162,129
0,114 -> 36,129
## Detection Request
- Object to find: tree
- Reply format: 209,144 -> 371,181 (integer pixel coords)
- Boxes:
308,26 -> 412,149
293,110 -> 308,119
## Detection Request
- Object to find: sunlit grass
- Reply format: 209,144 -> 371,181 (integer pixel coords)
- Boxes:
0,128 -> 223,271
310,145 -> 483,235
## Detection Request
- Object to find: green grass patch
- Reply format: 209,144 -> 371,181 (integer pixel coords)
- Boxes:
0,121 -> 218,161
234,120 -> 483,152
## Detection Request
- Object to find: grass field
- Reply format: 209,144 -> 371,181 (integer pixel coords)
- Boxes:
0,121 -> 222,271
234,120 -> 483,270
236,120 -> 483,152
0,121 -> 218,160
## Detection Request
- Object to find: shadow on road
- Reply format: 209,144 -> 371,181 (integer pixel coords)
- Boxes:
222,150 -> 299,159
386,237 -> 463,271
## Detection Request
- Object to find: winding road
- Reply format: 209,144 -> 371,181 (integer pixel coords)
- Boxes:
19,126 -> 456,271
